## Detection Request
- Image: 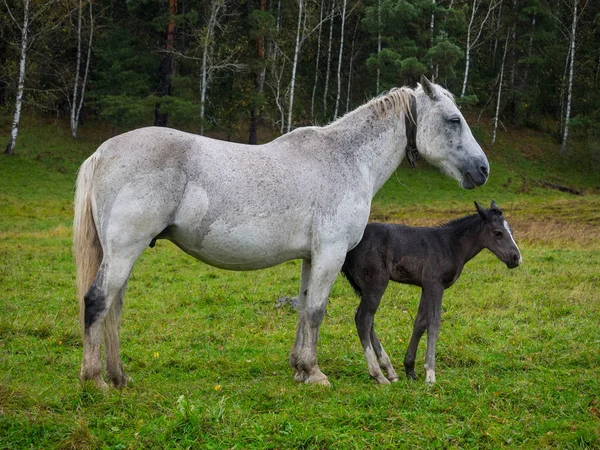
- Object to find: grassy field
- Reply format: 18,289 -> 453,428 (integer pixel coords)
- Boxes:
1,117 -> 599,449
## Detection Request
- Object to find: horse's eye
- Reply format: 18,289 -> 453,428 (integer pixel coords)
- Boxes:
494,231 -> 504,239
448,117 -> 460,123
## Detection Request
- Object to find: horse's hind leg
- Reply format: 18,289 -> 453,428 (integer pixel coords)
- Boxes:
81,241 -> 148,389
104,284 -> 129,388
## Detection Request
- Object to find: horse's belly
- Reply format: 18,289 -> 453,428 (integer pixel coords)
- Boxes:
171,218 -> 311,271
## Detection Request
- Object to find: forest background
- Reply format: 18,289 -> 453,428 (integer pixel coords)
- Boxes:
0,0 -> 599,154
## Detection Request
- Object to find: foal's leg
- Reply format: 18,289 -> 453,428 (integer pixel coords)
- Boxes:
370,326 -> 399,382
290,248 -> 346,386
355,284 -> 390,384
403,283 -> 443,384
423,285 -> 444,385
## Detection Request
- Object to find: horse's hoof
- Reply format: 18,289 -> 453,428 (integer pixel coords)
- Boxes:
294,371 -> 308,382
306,376 -> 331,387
375,376 -> 391,385
109,373 -> 132,389
405,371 -> 417,380
388,377 -> 399,383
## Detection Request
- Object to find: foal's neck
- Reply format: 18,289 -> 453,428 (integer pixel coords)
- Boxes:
446,215 -> 486,265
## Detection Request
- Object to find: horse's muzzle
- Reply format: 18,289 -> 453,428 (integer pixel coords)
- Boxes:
461,161 -> 489,190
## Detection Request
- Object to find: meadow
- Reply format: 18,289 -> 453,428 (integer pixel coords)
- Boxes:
1,118 -> 599,449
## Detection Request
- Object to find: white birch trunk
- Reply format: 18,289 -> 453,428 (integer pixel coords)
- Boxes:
311,0 -> 325,120
287,0 -> 304,133
461,0 -> 499,98
5,0 -> 30,155
345,20 -> 358,113
376,0 -> 381,93
323,0 -> 335,119
71,0 -> 94,139
430,0 -> 435,75
200,1 -> 222,136
561,0 -> 578,155
333,0 -> 347,119
492,28 -> 510,145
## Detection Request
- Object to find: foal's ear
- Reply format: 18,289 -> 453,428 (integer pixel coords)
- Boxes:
490,200 -> 502,214
474,201 -> 488,220
420,75 -> 438,101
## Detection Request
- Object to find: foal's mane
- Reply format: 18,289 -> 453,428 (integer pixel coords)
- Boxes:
440,209 -> 503,234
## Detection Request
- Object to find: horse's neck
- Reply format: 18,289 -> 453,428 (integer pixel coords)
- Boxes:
326,107 -> 407,196
447,216 -> 486,265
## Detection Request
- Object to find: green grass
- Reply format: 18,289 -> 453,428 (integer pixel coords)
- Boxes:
1,117 -> 599,448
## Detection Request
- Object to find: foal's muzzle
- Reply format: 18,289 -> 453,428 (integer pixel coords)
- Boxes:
506,252 -> 522,269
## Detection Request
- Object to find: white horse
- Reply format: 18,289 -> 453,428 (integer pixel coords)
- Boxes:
74,76 -> 489,389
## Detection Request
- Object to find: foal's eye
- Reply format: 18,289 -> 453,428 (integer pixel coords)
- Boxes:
494,231 -> 504,239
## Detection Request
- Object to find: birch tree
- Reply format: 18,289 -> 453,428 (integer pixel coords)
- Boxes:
492,27 -> 511,144
70,0 -> 93,139
4,0 -> 30,155
460,0 -> 502,98
287,0 -> 305,133
200,0 -> 225,135
376,0 -> 381,93
333,0 -> 347,119
323,0 -> 335,119
4,0 -> 61,155
560,0 -> 582,155
310,0 -> 325,120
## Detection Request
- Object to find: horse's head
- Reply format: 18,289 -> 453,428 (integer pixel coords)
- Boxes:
475,201 -> 522,269
415,76 -> 489,190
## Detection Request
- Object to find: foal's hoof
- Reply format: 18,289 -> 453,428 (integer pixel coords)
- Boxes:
405,370 -> 417,380
425,370 -> 436,385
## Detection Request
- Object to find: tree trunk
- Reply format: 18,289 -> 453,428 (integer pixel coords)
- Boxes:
287,0 -> 304,133
376,0 -> 381,93
154,0 -> 177,127
345,19 -> 358,113
492,28 -> 510,145
523,11 -> 536,84
249,0 -> 267,144
561,0 -> 578,155
200,0 -> 222,136
430,0 -> 435,75
323,0 -> 335,120
333,0 -> 347,119
5,0 -> 30,155
71,0 -> 94,139
310,0 -> 325,121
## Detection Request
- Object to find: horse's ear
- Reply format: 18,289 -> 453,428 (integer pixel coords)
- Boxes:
490,200 -> 502,213
420,75 -> 438,101
474,201 -> 488,220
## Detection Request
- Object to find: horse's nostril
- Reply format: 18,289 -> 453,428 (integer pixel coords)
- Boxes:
480,165 -> 489,178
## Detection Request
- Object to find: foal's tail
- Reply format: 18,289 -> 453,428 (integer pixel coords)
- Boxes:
341,261 -> 363,298
73,154 -> 102,334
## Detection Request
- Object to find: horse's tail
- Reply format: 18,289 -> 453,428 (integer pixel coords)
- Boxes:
341,260 -> 362,298
73,153 -> 102,334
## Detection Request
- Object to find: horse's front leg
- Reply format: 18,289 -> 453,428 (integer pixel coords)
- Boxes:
289,248 -> 346,386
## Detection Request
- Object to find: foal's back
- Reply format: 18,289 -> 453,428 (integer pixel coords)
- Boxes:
344,222 -> 459,290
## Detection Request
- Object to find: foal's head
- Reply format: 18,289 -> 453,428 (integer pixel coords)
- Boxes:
415,76 -> 490,190
475,201 -> 522,269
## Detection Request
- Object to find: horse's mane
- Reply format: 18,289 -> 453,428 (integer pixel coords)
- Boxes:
368,87 -> 416,122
